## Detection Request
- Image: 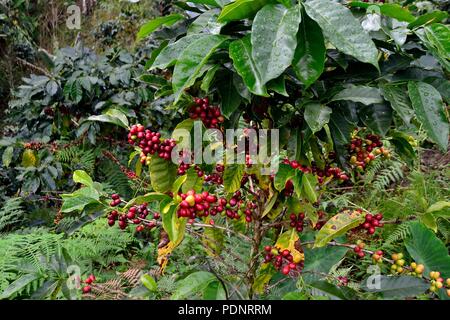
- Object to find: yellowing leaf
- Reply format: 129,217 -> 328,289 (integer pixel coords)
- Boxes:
314,210 -> 365,248
21,149 -> 38,167
276,229 -> 304,263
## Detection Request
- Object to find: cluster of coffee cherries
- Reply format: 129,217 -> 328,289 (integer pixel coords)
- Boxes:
429,271 -> 450,296
263,246 -> 303,276
107,202 -> 158,232
353,211 -> 384,235
127,124 -> 176,164
204,164 -> 224,185
348,133 -> 390,172
289,212 -> 305,232
371,250 -> 384,263
176,190 -> 220,219
189,97 -> 225,129
390,253 -> 407,273
81,274 -> 96,294
110,193 -> 122,207
314,210 -> 328,230
353,240 -> 367,258
282,159 -> 349,185
177,162 -> 205,177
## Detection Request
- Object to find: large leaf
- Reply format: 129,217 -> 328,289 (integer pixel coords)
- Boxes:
124,192 -> 171,210
408,11 -> 448,29
301,173 -> 318,203
188,9 -> 224,35
314,210 -> 365,247
223,164 -> 245,194
86,109 -> 129,129
309,280 -> 357,300
358,103 -> 392,137
151,35 -> 206,70
274,163 -> 296,191
407,81 -> 448,151
137,14 -> 184,41
331,85 -> 384,105
405,221 -> 450,279
293,12 -> 326,88
304,102 -> 331,133
162,203 -> 187,244
60,187 -> 100,213
2,146 -> 13,168
0,274 -> 40,299
171,271 -> 218,299
348,2 -> 415,22
362,275 -> 429,299
217,0 -> 271,22
149,155 -> 176,193
251,4 -> 301,85
172,35 -> 228,102
229,35 -> 268,96
381,84 -> 414,125
217,72 -> 242,117
423,23 -> 450,72
304,0 -> 379,69
73,170 -> 94,188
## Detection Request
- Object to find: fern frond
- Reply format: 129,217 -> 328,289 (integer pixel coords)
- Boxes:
371,160 -> 404,192
0,198 -> 25,232
384,221 -> 412,245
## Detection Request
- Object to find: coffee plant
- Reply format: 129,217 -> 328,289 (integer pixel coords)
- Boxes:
0,0 -> 449,300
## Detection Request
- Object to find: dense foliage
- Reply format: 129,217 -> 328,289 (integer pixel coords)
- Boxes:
0,0 -> 449,300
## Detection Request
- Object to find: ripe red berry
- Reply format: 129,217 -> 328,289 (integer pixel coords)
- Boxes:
82,286 -> 91,294
282,266 -> 290,275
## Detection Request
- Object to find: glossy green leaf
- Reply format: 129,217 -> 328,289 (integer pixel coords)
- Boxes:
137,14 -> 184,41
223,164 -> 245,193
162,203 -> 187,244
427,201 -> 450,214
151,35 -> 206,70
420,212 -> 437,232
267,76 -> 288,96
217,72 -> 242,117
358,103 -> 392,137
331,85 -> 384,105
314,210 -> 365,247
171,271 -> 218,299
304,0 -> 379,69
381,84 -> 414,125
274,163 -> 296,191
0,274 -> 40,299
182,167 -> 204,193
203,280 -> 226,300
304,102 -> 331,133
124,192 -> 171,210
251,4 -> 301,85
408,11 -> 448,29
407,81 -> 448,151
188,9 -> 224,35
173,35 -> 228,102
218,0 -> 271,22
229,35 -> 268,96
60,187 -> 100,213
149,155 -> 176,193
2,146 -> 13,168
301,173 -> 317,203
141,274 -> 157,292
73,170 -> 94,188
86,109 -> 129,129
293,12 -> 326,88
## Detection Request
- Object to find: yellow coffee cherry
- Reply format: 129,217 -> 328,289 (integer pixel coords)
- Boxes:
415,264 -> 424,274
397,267 -> 404,273
391,264 -> 398,271
430,285 -> 437,292
410,262 -> 417,269
446,278 -> 450,286
391,253 -> 399,261
396,259 -> 405,266
447,289 -> 450,297
436,281 -> 443,289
